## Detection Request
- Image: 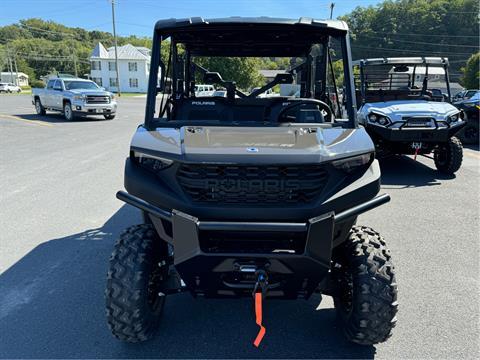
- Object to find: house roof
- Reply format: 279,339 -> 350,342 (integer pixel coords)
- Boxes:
91,42 -> 109,58
1,72 -> 29,78
259,69 -> 287,78
90,42 -> 150,60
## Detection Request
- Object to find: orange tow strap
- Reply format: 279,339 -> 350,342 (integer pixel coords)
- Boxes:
253,292 -> 266,347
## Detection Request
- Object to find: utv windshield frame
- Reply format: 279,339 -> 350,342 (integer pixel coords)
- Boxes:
144,17 -> 357,129
353,57 -> 452,104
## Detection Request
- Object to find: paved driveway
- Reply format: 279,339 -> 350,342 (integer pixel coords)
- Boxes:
0,95 -> 479,358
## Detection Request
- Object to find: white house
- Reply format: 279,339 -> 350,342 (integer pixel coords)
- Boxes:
0,72 -> 29,86
90,42 -> 150,93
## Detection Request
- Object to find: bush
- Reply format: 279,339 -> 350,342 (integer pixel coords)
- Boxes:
30,79 -> 45,88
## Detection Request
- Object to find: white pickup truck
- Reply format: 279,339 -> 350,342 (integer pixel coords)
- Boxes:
32,77 -> 117,120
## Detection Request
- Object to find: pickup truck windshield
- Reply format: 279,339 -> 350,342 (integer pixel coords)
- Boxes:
64,81 -> 99,90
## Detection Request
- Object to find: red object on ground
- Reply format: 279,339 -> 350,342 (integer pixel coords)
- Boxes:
414,147 -> 420,160
253,292 -> 266,347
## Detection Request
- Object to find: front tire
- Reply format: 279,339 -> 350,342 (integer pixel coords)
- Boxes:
63,102 -> 75,121
434,136 -> 463,174
105,224 -> 169,343
104,114 -> 116,120
458,122 -> 479,145
331,226 -> 398,345
35,98 -> 46,115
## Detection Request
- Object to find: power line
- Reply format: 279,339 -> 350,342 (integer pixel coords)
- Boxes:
358,35 -> 479,48
361,31 -> 479,38
351,45 -> 475,56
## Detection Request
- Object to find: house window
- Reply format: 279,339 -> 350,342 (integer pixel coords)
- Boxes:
109,78 -> 118,87
91,61 -> 101,70
129,78 -> 138,88
108,61 -> 116,71
93,77 -> 102,86
128,62 -> 138,72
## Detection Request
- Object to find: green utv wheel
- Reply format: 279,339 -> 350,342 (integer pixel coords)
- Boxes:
434,136 -> 463,174
332,226 -> 398,345
105,224 -> 169,342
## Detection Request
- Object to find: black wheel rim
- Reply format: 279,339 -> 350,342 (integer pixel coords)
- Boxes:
435,147 -> 448,166
146,262 -> 167,314
334,264 -> 354,317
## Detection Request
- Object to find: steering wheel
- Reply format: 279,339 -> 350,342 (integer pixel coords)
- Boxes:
276,99 -> 333,123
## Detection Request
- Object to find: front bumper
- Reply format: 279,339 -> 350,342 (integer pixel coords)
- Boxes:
72,100 -> 117,115
116,190 -> 390,298
366,121 -> 465,143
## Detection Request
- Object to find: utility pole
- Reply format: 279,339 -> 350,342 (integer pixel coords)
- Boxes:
13,54 -> 19,86
72,47 -> 78,77
330,3 -> 335,19
110,0 -> 121,96
7,47 -> 14,84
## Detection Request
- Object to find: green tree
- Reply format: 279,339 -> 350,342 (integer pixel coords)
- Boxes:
194,56 -> 265,90
340,0 -> 480,82
461,52 -> 479,89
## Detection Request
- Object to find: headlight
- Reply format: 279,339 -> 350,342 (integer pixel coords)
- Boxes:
133,151 -> 173,172
110,94 -> 115,100
332,153 -> 373,174
447,112 -> 461,123
73,94 -> 85,101
368,113 -> 390,126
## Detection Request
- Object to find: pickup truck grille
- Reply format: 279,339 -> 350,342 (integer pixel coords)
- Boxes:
86,95 -> 110,104
177,164 -> 329,205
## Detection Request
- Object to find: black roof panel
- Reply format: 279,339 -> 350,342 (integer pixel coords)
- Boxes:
154,17 -> 348,57
155,17 -> 348,32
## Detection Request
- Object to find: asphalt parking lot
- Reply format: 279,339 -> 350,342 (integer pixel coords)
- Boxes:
0,94 -> 479,359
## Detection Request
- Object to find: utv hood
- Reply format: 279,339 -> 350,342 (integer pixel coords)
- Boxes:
363,100 -> 459,121
130,126 -> 374,164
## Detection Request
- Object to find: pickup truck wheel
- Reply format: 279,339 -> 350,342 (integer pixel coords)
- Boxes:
105,224 -> 169,343
104,114 -> 116,120
63,102 -> 75,121
35,98 -> 46,115
331,226 -> 398,345
434,136 -> 463,174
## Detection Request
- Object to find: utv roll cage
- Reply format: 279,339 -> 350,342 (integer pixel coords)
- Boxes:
144,17 -> 357,129
353,57 -> 452,106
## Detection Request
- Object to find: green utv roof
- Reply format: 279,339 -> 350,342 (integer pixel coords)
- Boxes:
154,17 -> 349,57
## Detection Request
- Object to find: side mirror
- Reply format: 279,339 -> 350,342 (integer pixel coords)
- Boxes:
204,72 -> 223,84
100,87 -> 106,91
273,73 -> 294,84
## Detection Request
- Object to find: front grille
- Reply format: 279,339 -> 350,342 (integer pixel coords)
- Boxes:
86,95 -> 110,104
177,163 -> 329,205
200,230 -> 307,253
402,117 -> 434,127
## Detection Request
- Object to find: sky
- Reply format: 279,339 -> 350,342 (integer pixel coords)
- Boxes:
0,0 -> 381,37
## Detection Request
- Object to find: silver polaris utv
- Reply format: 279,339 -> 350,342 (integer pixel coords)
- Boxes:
106,17 -> 398,347
354,57 -> 465,174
